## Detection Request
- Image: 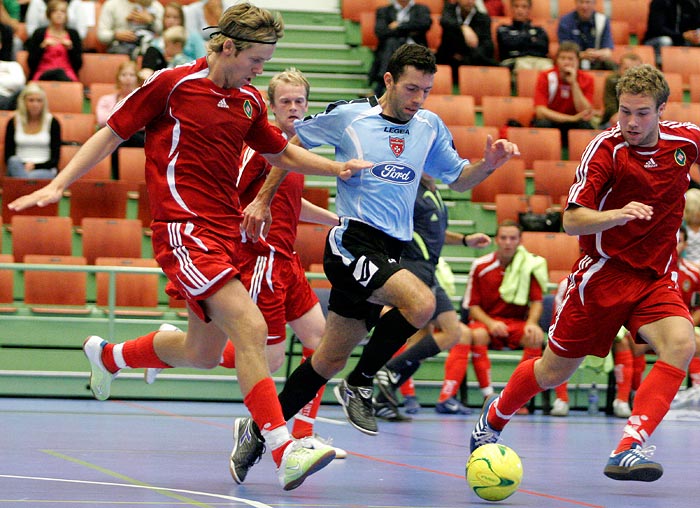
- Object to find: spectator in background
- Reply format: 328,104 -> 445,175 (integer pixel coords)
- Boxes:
557,0 -> 614,70
25,0 -> 82,82
25,0 -> 87,40
0,36 -> 25,109
152,2 -> 205,62
369,0 -> 432,96
600,52 -> 643,129
4,82 -> 61,178
0,19 -> 15,60
183,0 -> 225,43
683,188 -> 700,265
532,41 -> 595,144
437,220 -> 547,415
98,0 -> 163,58
95,59 -> 143,178
643,0 -> 700,68
436,0 -> 497,84
496,0 -> 551,72
477,0 -> 505,17
138,25 -> 189,82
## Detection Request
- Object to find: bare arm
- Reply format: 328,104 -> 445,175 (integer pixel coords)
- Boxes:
563,202 -> 653,236
448,136 -> 520,192
300,198 -> 338,226
262,140 -> 370,180
444,230 -> 491,248
8,127 -> 124,211
241,165 -> 288,241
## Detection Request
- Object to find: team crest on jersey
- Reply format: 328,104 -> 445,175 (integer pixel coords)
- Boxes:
243,100 -> 253,119
390,137 -> 405,157
675,148 -> 687,166
371,162 -> 416,184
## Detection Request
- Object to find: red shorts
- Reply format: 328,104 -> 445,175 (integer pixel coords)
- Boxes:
469,319 -> 525,350
549,256 -> 692,358
237,248 -> 318,344
152,221 -> 239,322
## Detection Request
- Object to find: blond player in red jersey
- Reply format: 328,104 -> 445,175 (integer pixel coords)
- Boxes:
471,64 -> 698,482
8,3 -> 370,491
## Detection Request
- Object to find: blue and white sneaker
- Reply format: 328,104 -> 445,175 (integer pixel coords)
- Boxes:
470,394 -> 501,453
403,395 -> 421,414
604,443 -> 664,482
435,396 -> 472,415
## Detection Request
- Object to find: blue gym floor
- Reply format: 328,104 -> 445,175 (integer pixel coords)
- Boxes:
1,396 -> 698,507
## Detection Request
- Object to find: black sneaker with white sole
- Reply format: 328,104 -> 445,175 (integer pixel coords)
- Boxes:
333,379 -> 378,435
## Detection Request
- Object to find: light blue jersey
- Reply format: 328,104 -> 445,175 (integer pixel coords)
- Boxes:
294,97 -> 469,241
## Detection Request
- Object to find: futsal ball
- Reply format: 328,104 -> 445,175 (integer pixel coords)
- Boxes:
466,443 -> 523,502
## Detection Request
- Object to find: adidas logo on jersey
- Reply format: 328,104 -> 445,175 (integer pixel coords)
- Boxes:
217,98 -> 229,109
644,158 -> 658,168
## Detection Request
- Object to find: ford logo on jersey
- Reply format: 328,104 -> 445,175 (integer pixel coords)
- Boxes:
371,163 -> 416,184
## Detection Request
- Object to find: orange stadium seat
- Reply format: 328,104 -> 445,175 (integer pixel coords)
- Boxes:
81,217 -> 143,264
359,11 -> 377,50
95,257 -> 163,316
11,215 -> 73,262
567,129 -> 602,162
481,96 -> 534,128
68,180 -> 129,224
458,66 -> 511,106
23,254 -> 89,313
449,125 -> 499,162
422,94 -> 475,127
59,145 -> 111,180
470,158 -> 526,204
611,0 -> 649,36
54,113 -> 97,144
35,81 -> 84,114
532,159 -> 579,203
433,64 -> 453,95
663,102 -> 700,125
79,53 -> 130,89
660,46 -> 700,86
505,127 -> 562,168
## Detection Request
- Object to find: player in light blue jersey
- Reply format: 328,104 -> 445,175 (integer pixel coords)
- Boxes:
238,43 -> 519,441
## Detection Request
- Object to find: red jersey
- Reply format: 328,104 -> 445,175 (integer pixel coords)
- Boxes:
107,57 -> 288,234
534,67 -> 594,115
678,257 -> 700,311
236,138 -> 304,259
568,122 -> 700,277
464,251 -> 543,321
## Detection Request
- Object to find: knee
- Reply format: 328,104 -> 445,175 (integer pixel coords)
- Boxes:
189,350 -> 222,370
267,351 -> 285,374
408,291 -> 436,328
311,350 -> 347,379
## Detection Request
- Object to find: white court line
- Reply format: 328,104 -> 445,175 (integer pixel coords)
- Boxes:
0,475 -> 273,508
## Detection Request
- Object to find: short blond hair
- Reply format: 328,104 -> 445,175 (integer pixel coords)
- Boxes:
268,67 -> 310,105
685,188 -> 700,226
208,2 -> 283,54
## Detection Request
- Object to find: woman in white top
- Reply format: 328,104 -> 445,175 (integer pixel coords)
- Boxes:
4,82 -> 62,178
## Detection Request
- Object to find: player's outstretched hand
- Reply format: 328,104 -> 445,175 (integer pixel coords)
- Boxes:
7,181 -> 63,212
483,135 -> 520,170
337,158 -> 373,181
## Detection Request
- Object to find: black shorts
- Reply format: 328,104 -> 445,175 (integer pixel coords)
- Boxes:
401,258 -> 455,320
324,218 -> 406,325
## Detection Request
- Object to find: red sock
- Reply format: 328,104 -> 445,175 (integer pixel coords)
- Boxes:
488,358 -> 542,430
244,378 -> 289,466
615,360 -> 685,453
400,377 -> 416,397
220,341 -> 236,368
689,357 -> 700,387
613,349 -> 633,403
438,344 -> 470,402
291,347 -> 324,439
471,345 -> 491,390
632,354 -> 647,391
554,382 -> 569,402
102,332 -> 172,372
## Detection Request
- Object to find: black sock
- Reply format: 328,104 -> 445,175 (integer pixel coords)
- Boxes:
346,307 -> 419,387
386,334 -> 441,385
277,358 -> 329,421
